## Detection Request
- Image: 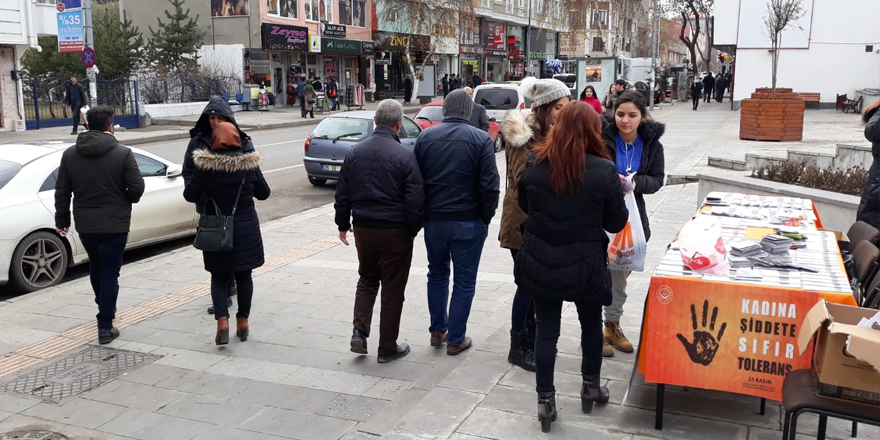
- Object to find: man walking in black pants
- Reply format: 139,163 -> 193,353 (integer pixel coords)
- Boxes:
55,107 -> 145,344
335,99 -> 425,363
702,72 -> 715,103
64,76 -> 88,135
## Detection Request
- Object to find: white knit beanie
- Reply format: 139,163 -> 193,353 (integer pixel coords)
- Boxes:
521,77 -> 570,108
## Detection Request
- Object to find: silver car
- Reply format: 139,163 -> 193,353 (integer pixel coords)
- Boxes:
303,111 -> 423,186
0,141 -> 197,293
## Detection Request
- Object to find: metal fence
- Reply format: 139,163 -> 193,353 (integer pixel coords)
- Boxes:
23,77 -> 140,130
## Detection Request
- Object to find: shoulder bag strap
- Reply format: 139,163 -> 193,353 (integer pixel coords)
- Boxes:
231,176 -> 246,216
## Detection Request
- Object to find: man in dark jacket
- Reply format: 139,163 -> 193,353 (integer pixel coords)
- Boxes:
442,74 -> 449,97
714,74 -> 728,103
297,77 -> 307,117
702,72 -> 715,103
414,89 -> 500,355
183,96 -> 254,312
464,87 -> 490,132
55,106 -> 145,344
64,75 -> 88,135
335,99 -> 424,363
472,74 -> 483,88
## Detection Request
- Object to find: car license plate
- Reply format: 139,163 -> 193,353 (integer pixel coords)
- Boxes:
322,165 -> 341,172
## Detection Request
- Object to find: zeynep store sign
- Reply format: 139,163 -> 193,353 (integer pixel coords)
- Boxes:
261,24 -> 308,52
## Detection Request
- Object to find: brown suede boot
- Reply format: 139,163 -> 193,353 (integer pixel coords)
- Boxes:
236,317 -> 249,342
602,339 -> 614,357
604,322 -> 634,353
215,317 -> 229,345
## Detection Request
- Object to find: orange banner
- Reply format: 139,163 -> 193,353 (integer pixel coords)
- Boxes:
645,276 -> 818,401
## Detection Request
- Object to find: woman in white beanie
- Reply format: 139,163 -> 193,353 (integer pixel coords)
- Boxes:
498,77 -> 571,372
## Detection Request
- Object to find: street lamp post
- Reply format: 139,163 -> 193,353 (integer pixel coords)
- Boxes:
649,0 -> 658,111
525,0 -> 532,76
84,0 -> 98,102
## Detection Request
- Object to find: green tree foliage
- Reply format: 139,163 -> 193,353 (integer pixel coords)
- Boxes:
148,0 -> 205,75
93,2 -> 145,78
20,36 -> 84,79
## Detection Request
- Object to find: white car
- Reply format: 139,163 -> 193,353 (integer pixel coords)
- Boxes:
0,141 -> 198,293
473,83 -> 533,128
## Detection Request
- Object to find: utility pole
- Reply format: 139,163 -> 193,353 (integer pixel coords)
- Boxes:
525,0 -> 532,76
83,0 -> 98,101
649,0 -> 658,111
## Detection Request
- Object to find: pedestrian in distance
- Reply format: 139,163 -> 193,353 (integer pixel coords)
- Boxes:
335,99 -> 425,363
298,77 -> 308,117
312,76 -> 323,92
54,106 -> 145,345
600,91 -> 666,356
452,74 -> 462,91
442,74 -> 449,97
514,101 -> 628,433
472,74 -> 483,88
183,121 -> 270,346
463,87 -> 490,132
63,75 -> 88,135
183,97 -> 254,314
303,82 -> 316,119
414,89 -> 500,355
714,74 -> 728,103
857,101 -> 880,229
579,85 -> 603,115
404,75 -> 414,104
690,79 -> 703,111
500,77 -> 572,373
603,79 -> 626,114
702,72 -> 715,103
327,77 -> 340,110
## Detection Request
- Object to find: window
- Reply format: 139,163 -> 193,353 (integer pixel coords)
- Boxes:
399,118 -> 421,139
0,160 -> 22,191
338,0 -> 365,26
134,154 -> 167,177
306,0 -> 333,22
312,118 -> 370,142
415,106 -> 444,123
40,168 -> 60,193
474,89 -> 519,110
593,10 -> 607,26
592,36 -> 603,51
268,0 -> 298,19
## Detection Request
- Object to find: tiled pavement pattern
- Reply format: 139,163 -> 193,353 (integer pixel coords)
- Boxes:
0,104 -> 877,439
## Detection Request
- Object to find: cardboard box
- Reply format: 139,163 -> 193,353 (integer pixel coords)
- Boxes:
819,229 -> 850,253
798,301 -> 880,405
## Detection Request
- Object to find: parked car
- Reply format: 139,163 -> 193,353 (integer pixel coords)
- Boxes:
473,83 -> 533,128
414,101 -> 504,152
303,111 -> 423,186
624,80 -> 662,105
0,141 -> 198,293
552,73 -> 577,96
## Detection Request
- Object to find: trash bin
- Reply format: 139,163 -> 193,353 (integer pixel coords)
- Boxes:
857,89 -> 880,113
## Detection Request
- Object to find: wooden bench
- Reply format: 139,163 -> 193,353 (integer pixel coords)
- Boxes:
798,92 -> 820,109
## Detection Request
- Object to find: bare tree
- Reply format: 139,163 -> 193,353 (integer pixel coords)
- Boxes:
763,0 -> 805,98
665,0 -> 713,72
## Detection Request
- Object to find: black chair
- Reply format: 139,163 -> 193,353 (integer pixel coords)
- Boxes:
782,370 -> 880,440
850,240 -> 880,304
846,221 -> 880,249
864,276 -> 880,309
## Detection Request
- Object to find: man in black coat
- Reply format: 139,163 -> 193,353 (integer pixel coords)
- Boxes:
64,75 -> 88,135
55,106 -> 145,344
464,87 -> 490,132
714,74 -> 728,103
702,72 -> 715,103
414,89 -> 500,355
442,74 -> 449,97
335,99 -> 425,363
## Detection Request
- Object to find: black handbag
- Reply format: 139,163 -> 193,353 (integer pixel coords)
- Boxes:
193,177 -> 245,252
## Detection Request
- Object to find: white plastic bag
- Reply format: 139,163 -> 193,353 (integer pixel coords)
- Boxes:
607,180 -> 647,272
679,217 -> 730,275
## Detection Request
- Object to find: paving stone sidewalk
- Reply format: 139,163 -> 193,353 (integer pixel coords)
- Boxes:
0,103 -> 877,440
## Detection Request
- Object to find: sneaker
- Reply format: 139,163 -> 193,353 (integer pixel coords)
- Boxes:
446,336 -> 472,356
377,343 -> 410,363
98,327 -> 120,344
350,328 -> 368,354
604,322 -> 634,353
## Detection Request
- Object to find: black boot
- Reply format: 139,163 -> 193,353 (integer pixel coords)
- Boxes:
508,330 -> 536,371
581,374 -> 610,414
537,390 -> 557,433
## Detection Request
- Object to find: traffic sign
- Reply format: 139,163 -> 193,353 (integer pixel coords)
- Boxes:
56,1 -> 64,12
82,47 -> 96,68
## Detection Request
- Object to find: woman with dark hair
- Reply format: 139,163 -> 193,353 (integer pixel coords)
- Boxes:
857,101 -> 880,228
499,77 -> 571,372
600,91 -> 665,357
515,101 -> 628,432
579,85 -> 603,115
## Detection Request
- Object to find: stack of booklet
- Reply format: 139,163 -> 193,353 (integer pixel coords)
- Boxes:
760,235 -> 794,254
730,241 -> 763,257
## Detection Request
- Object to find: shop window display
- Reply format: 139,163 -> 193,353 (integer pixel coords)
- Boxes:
306,0 -> 333,22
268,0 -> 298,18
338,0 -> 365,27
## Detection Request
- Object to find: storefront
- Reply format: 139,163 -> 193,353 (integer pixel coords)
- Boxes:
482,21 -> 506,83
373,31 -> 431,95
506,24 -> 525,80
459,46 -> 482,87
257,23 -> 310,107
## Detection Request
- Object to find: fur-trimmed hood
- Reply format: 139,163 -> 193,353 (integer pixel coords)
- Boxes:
501,109 -> 535,149
192,149 -> 263,173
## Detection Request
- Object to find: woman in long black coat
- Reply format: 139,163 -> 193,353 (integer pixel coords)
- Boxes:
184,121 -> 271,345
514,101 -> 628,433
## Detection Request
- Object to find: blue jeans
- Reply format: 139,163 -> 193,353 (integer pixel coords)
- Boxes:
78,233 -> 128,329
424,220 -> 489,345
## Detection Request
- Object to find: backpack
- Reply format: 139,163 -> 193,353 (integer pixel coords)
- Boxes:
328,84 -> 337,98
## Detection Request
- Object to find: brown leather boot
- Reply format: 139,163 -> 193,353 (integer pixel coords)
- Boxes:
447,336 -> 472,356
430,331 -> 447,347
236,317 -> 249,342
602,339 -> 614,357
215,317 -> 229,345
604,321 -> 634,353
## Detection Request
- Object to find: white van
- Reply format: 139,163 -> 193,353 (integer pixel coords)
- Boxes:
473,83 -> 533,126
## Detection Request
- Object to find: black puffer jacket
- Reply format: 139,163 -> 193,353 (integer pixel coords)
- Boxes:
183,149 -> 270,273
334,127 -> 425,236
183,97 -> 256,213
414,116 -> 500,225
858,108 -> 880,228
602,118 -> 666,242
514,153 -> 628,303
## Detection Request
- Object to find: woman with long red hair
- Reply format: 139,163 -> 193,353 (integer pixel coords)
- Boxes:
514,101 -> 628,432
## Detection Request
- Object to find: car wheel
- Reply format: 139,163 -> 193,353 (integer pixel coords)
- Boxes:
308,176 -> 328,186
9,231 -> 69,293
494,134 -> 503,153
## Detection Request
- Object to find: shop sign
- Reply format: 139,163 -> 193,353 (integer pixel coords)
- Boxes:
310,35 -> 322,53
508,47 -> 521,60
322,37 -> 362,55
460,46 -> 483,54
322,23 -> 346,38
558,55 -> 569,61
361,41 -> 375,55
484,22 -> 506,50
261,24 -> 308,52
486,49 -> 507,57
373,31 -> 431,52
529,51 -> 546,59
375,51 -> 392,65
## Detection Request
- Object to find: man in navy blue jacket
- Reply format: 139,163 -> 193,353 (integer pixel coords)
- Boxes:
414,89 -> 500,356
